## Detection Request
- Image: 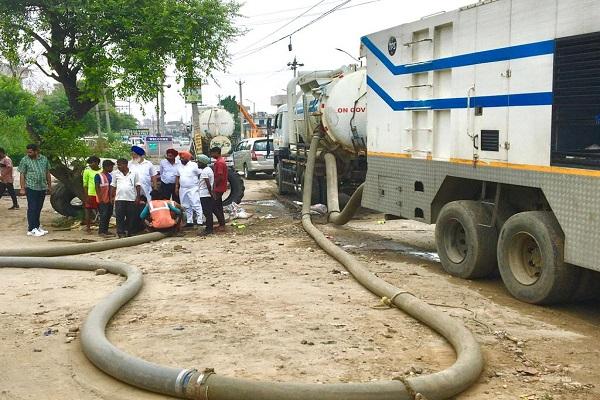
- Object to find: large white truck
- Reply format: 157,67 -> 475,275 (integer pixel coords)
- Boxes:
360,0 -> 600,304
273,65 -> 368,202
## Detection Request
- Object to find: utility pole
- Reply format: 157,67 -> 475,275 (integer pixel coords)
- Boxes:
102,89 -> 112,135
287,57 -> 304,78
236,80 -> 245,139
160,89 -> 166,136
155,93 -> 160,136
95,104 -> 102,137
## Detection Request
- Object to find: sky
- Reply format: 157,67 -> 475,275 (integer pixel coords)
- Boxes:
132,0 -> 475,124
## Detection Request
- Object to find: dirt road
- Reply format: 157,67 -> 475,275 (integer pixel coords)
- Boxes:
1,177 -> 598,399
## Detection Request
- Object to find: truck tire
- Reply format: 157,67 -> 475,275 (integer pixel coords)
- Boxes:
223,167 -> 244,206
497,211 -> 580,304
276,163 -> 290,195
435,200 -> 498,279
50,181 -> 83,218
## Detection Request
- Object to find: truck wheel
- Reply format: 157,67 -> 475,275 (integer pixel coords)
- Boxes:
243,164 -> 255,179
222,167 -> 245,206
435,201 -> 498,279
497,211 -> 580,304
50,181 -> 83,218
276,164 -> 290,195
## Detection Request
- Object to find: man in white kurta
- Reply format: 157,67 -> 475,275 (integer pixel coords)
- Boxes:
175,151 -> 203,226
129,146 -> 157,201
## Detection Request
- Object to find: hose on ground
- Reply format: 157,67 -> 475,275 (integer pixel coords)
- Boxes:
0,135 -> 484,399
0,256 -> 193,397
301,136 -> 484,399
0,232 -> 166,257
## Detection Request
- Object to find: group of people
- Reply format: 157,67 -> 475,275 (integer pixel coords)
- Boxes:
83,145 -> 229,237
1,142 -> 229,238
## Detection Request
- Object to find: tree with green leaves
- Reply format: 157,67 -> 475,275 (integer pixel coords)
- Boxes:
0,75 -> 35,165
0,0 -> 240,198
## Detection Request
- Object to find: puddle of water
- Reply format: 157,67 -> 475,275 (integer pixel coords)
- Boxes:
344,239 -> 440,263
241,199 -> 286,209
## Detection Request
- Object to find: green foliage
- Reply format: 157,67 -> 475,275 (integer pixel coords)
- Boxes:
0,113 -> 29,165
0,75 -> 35,117
91,137 -> 130,160
220,95 -> 241,143
0,76 -> 35,164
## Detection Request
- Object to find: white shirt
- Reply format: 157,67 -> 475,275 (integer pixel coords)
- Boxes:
177,161 -> 201,188
111,170 -> 140,201
159,159 -> 180,184
198,167 -> 214,198
129,159 -> 157,185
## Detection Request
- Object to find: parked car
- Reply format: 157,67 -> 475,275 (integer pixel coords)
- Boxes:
232,138 -> 274,178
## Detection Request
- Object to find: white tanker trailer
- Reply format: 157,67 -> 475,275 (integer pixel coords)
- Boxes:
197,106 -> 235,154
273,65 -> 367,203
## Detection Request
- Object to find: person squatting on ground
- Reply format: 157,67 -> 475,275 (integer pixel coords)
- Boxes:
18,144 -> 51,237
159,148 -> 180,202
175,151 -> 203,228
82,155 -> 101,233
0,147 -> 19,210
209,146 -> 227,230
139,190 -> 182,233
197,154 -> 215,235
94,159 -> 115,237
111,158 -> 141,238
129,145 -> 157,201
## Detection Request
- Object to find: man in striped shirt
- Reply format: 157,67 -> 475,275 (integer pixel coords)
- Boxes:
18,144 -> 51,237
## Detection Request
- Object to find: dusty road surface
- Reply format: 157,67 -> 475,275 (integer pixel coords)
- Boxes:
1,177 -> 599,400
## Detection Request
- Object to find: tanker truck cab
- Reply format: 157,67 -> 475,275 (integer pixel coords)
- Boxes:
361,0 -> 600,304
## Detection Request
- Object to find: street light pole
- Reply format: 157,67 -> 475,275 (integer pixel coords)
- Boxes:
335,47 -> 362,67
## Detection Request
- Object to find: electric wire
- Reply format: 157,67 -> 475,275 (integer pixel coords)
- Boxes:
237,0 -> 328,55
234,0 -> 352,60
244,0 -> 383,27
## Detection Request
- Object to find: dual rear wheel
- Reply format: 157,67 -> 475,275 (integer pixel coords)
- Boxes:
435,201 -> 579,304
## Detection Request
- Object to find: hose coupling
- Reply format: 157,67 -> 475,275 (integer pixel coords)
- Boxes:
183,368 -> 216,400
175,368 -> 197,396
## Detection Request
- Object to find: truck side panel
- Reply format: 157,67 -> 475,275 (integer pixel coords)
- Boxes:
362,0 -> 600,271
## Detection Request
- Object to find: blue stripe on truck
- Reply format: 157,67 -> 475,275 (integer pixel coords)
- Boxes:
361,36 -> 555,75
367,76 -> 553,110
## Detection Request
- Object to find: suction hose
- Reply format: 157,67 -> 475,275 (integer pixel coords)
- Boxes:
0,136 -> 483,399
324,152 -> 365,226
0,232 -> 167,257
0,256 -> 195,397
300,136 -> 484,399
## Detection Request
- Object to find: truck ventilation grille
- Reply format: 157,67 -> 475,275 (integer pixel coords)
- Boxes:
481,130 -> 499,152
552,31 -> 600,169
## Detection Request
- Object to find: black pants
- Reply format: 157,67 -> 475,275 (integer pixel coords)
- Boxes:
160,182 -> 179,203
26,188 -> 45,231
0,182 -> 18,207
114,200 -> 137,236
200,196 -> 214,232
213,192 -> 225,227
98,202 -> 113,234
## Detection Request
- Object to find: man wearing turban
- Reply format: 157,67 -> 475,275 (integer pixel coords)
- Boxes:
129,145 -> 158,201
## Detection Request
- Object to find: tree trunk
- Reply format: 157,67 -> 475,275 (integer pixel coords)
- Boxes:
50,163 -> 85,200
